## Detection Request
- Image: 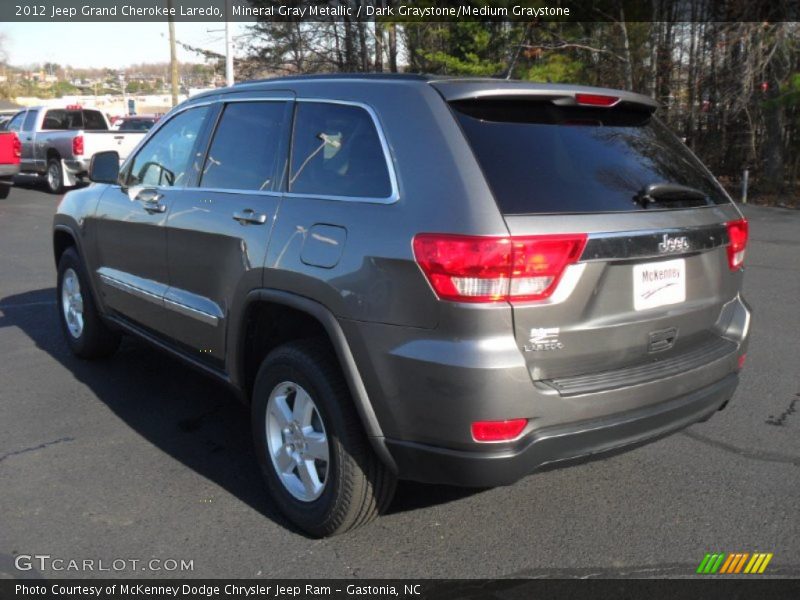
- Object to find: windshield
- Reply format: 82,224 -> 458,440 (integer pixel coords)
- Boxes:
451,99 -> 731,214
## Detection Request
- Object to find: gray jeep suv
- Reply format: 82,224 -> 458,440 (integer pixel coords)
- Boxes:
53,74 -> 751,536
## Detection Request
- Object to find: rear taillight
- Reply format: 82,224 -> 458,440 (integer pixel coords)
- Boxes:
575,93 -> 620,107
11,134 -> 21,158
413,233 -> 587,303
72,135 -> 84,156
726,219 -> 748,271
471,419 -> 528,442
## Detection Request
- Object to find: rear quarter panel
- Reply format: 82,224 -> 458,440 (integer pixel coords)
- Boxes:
37,130 -> 78,161
264,80 -> 512,329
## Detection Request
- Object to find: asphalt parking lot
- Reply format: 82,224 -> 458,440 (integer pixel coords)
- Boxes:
0,180 -> 798,579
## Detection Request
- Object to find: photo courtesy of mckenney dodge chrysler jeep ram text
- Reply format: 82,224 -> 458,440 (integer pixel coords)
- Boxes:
52,74 -> 751,537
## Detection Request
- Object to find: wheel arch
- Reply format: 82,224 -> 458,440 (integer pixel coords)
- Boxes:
53,222 -> 105,315
233,289 -> 397,473
53,225 -> 78,267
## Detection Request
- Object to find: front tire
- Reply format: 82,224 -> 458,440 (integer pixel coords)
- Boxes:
252,339 -> 396,537
46,158 -> 64,194
57,247 -> 120,358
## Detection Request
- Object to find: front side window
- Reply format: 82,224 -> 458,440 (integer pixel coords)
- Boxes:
289,102 -> 392,199
7,111 -> 25,132
127,106 -> 209,188
201,101 -> 286,191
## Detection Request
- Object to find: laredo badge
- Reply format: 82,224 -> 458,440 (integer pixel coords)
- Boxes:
524,327 -> 563,352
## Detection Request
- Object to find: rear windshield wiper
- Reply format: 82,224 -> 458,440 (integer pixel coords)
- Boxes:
635,183 -> 708,208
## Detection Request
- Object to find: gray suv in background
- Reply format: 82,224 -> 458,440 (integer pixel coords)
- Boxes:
53,74 -> 751,536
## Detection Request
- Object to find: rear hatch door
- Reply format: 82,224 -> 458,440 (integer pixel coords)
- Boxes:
444,87 -> 745,386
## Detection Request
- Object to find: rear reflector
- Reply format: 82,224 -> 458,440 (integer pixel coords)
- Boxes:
413,233 -> 587,303
737,354 -> 747,370
72,135 -> 84,156
472,419 -> 528,442
575,93 -> 620,107
726,219 -> 748,271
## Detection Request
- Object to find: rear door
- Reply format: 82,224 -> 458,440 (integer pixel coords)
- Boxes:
449,95 -> 745,383
164,95 -> 292,368
93,104 -> 211,338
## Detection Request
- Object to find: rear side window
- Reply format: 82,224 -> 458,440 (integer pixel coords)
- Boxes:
289,102 -> 392,199
452,99 -> 730,214
201,102 -> 286,191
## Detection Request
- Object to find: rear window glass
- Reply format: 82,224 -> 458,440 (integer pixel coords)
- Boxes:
289,102 -> 392,199
118,119 -> 156,132
42,109 -> 107,130
451,99 -> 730,214
82,110 -> 108,130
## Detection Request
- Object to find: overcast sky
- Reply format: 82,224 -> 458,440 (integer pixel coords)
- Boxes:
2,22 -> 250,69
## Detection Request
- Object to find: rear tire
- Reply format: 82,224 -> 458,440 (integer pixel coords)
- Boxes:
45,158 -> 64,194
57,247 -> 120,359
252,339 -> 396,537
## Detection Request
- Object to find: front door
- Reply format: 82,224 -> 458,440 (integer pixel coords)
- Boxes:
93,104 -> 211,338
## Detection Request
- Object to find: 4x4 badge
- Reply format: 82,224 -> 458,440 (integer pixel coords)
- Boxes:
524,327 -> 564,352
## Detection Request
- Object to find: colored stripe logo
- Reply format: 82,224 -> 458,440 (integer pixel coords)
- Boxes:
696,552 -> 773,574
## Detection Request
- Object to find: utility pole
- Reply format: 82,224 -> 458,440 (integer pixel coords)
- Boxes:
167,0 -> 179,106
224,0 -> 234,86
119,72 -> 128,115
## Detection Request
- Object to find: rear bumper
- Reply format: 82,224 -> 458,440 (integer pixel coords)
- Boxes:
0,163 -> 20,178
386,373 -> 738,487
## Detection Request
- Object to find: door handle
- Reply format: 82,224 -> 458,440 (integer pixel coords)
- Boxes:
232,209 -> 267,225
143,202 -> 166,214
135,189 -> 163,203
134,188 -> 166,214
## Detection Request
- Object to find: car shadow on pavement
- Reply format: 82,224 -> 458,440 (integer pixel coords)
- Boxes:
1,287 -> 483,533
8,175 -> 46,192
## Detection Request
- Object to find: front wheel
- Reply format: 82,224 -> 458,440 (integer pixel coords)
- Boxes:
57,247 -> 120,358
252,339 -> 396,537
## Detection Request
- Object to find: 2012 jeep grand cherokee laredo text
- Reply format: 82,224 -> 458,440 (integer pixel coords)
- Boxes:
53,75 -> 751,537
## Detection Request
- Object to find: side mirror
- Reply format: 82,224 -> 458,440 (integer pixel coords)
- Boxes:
89,151 -> 120,184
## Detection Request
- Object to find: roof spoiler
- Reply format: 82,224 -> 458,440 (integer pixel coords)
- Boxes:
431,80 -> 659,112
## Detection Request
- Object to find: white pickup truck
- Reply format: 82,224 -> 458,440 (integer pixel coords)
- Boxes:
6,104 -> 147,193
